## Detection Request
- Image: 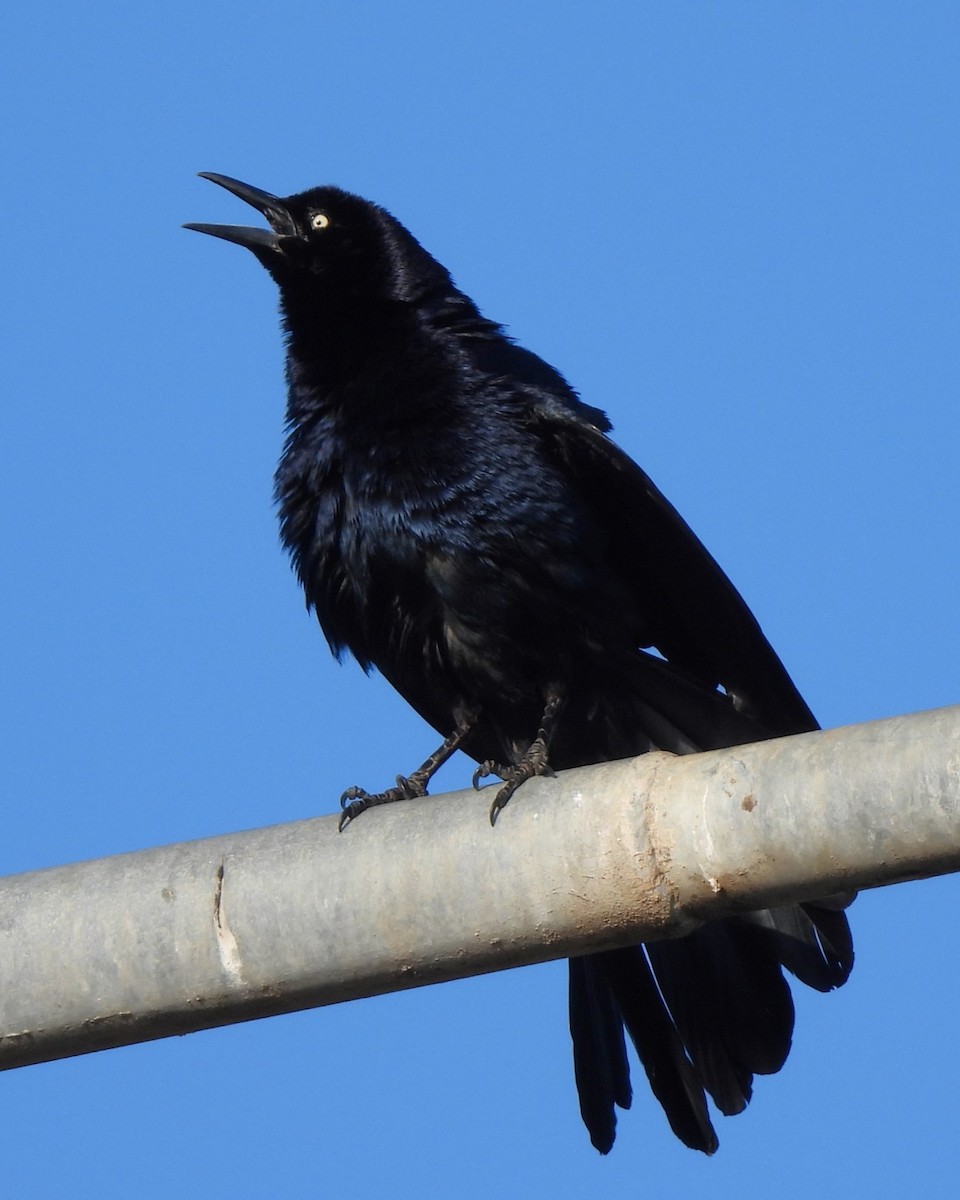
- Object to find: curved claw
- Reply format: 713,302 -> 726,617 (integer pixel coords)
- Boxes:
338,786 -> 371,833
338,799 -> 370,832
473,760 -> 509,791
489,780 -> 519,826
485,758 -> 556,824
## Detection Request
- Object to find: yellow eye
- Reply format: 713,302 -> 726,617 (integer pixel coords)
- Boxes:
310,211 -> 331,231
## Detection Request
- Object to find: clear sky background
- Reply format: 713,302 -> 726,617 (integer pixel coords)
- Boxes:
3,3 -> 959,1197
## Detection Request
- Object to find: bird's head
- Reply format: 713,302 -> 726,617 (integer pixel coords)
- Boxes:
185,173 -> 451,306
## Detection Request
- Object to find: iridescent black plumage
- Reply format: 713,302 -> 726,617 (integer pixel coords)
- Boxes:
187,175 -> 853,1153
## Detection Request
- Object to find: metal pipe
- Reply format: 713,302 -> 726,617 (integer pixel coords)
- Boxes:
1,704 -> 958,1070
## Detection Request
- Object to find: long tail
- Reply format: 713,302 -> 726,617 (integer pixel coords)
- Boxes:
570,900 -> 853,1153
565,649 -> 855,1153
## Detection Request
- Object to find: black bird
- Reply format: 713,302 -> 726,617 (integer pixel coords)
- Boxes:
186,174 -> 853,1155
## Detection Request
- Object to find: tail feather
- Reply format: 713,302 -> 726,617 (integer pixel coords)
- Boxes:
571,948 -> 719,1154
646,921 -> 795,1112
736,901 -> 855,992
568,905 -> 854,1149
568,955 -> 632,1154
560,650 -> 854,1153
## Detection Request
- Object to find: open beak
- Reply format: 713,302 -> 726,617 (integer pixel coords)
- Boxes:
183,173 -> 297,253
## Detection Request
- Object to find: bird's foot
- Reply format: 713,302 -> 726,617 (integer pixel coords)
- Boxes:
472,738 -> 556,825
472,689 -> 563,824
339,773 -> 429,832
337,715 -> 478,832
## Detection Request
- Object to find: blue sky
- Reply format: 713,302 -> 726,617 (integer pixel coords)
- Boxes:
3,3 -> 959,1196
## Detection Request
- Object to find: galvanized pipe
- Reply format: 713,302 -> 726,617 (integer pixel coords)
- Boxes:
1,705 -> 958,1070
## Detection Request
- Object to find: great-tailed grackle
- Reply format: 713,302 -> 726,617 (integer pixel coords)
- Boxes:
186,174 -> 853,1154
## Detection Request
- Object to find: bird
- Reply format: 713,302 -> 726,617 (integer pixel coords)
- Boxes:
185,173 -> 854,1155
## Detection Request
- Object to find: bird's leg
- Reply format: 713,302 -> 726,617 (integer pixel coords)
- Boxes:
339,713 -> 478,831
473,689 -> 563,825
